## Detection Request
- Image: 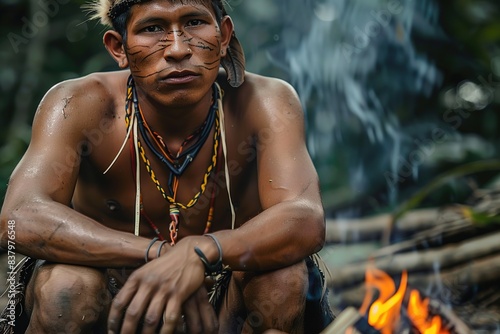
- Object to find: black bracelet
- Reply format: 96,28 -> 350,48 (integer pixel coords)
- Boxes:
156,240 -> 169,258
194,233 -> 223,276
145,237 -> 159,263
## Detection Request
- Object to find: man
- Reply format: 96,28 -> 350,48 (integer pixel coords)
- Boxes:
0,0 -> 334,333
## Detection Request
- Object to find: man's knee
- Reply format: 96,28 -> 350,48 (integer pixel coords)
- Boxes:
236,261 -> 308,327
27,263 -> 111,331
239,260 -> 308,306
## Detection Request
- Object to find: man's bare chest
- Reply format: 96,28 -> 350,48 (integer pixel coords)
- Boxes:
72,122 -> 260,239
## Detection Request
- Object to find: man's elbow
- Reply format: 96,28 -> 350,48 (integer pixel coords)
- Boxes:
309,207 -> 326,254
0,200 -> 30,249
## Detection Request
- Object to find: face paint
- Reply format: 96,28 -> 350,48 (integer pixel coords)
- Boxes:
87,0 -> 245,86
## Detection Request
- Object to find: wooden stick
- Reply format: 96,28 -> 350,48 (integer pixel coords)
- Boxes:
320,307 -> 361,334
325,208 -> 444,244
428,299 -> 474,334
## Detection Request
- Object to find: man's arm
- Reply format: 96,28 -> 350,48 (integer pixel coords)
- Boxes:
0,75 -> 160,268
211,75 -> 325,271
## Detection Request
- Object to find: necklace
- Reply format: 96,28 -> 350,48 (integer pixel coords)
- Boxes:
125,76 -> 221,245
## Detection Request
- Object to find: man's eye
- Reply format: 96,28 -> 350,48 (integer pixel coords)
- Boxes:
144,25 -> 162,32
187,19 -> 204,26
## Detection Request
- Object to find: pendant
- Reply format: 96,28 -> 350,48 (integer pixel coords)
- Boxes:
169,204 -> 180,245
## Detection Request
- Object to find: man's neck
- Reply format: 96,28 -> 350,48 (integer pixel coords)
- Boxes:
134,85 -> 215,146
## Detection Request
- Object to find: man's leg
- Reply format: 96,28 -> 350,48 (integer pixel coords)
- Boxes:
218,260 -> 308,334
24,261 -> 112,334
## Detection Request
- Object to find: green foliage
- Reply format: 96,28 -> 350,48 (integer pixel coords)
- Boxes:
462,205 -> 500,227
393,159 -> 500,220
0,0 -> 116,198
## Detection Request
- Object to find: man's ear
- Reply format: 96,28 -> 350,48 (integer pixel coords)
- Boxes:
219,16 -> 234,55
219,15 -> 245,87
103,30 -> 129,69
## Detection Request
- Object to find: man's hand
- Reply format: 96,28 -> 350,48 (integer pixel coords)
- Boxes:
107,236 -> 217,334
182,284 -> 218,333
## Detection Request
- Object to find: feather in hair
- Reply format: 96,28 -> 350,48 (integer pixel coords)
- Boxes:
221,33 -> 246,87
83,0 -> 116,27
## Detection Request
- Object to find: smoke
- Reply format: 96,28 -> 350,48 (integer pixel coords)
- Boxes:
268,0 -> 444,211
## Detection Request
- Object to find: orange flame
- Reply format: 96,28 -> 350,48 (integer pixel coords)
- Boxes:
408,290 -> 450,334
359,266 -> 407,334
359,266 -> 449,334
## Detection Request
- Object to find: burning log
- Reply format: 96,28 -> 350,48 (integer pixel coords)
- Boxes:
326,267 -> 475,334
330,291 -> 479,333
331,253 -> 500,331
427,299 -> 475,334
323,287 -> 474,333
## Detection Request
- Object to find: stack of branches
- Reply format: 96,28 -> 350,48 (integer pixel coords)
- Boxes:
324,186 -> 500,332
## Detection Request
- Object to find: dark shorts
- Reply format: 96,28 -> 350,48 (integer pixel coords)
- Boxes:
0,257 -> 36,334
0,255 -> 335,333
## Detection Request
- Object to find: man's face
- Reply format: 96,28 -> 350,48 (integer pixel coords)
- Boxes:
124,0 -> 224,104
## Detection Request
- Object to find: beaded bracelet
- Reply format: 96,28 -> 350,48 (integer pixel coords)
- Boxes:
194,233 -> 223,276
144,237 -> 159,263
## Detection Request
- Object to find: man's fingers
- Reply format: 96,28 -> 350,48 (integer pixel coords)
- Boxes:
118,286 -> 154,334
108,282 -> 139,333
183,286 -> 218,334
198,288 -> 219,334
183,295 -> 202,333
194,286 -> 218,333
160,300 -> 182,334
141,294 -> 167,334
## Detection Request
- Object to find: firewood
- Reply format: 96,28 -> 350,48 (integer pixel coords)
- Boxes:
428,299 -> 474,334
320,307 -> 361,333
328,230 -> 500,289
325,208 -> 443,244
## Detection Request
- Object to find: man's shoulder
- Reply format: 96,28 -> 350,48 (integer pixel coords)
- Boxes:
38,70 -> 128,120
219,71 -> 300,111
33,72 -> 127,132
219,71 -> 297,97
218,71 -> 303,124
47,70 -> 127,101
243,72 -> 293,88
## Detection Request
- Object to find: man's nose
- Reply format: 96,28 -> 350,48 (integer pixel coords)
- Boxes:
164,30 -> 192,60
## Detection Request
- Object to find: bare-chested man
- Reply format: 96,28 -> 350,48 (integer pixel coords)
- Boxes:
0,0 -> 334,333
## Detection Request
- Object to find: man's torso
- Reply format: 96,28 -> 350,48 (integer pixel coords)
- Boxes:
68,70 -> 263,240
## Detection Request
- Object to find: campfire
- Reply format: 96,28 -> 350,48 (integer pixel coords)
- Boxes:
359,266 -> 449,333
320,186 -> 500,333
323,265 -> 458,333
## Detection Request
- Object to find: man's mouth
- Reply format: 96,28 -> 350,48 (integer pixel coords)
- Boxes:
165,70 -> 197,79
160,70 -> 198,84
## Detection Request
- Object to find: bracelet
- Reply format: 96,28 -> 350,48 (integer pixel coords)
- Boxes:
194,233 -> 223,276
144,237 -> 159,263
156,240 -> 169,258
